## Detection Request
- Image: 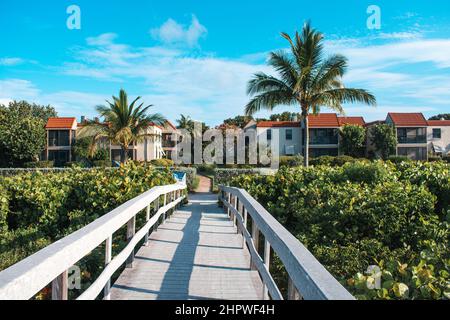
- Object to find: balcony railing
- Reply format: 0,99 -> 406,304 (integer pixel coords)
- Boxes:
309,137 -> 338,145
397,136 -> 427,144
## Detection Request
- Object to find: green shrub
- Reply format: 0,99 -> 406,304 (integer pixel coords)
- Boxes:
64,161 -> 85,168
0,227 -> 51,271
309,155 -> 334,166
279,155 -> 304,167
442,155 -> 450,163
428,156 -> 442,162
23,161 -> 54,168
92,160 -> 111,168
150,158 -> 174,167
0,180 -> 8,232
227,161 -> 449,300
339,161 -> 392,184
310,155 -> 356,166
387,155 -> 411,164
0,163 -> 175,271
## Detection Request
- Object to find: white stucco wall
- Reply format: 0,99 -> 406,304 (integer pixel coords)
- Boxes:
427,125 -> 450,155
256,127 -> 302,156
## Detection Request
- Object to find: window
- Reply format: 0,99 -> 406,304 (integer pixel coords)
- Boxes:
398,147 -> 427,160
285,129 -> 293,140
433,128 -> 441,139
48,130 -> 70,146
267,129 -> 272,140
397,128 -> 427,143
48,150 -> 70,166
309,128 -> 338,145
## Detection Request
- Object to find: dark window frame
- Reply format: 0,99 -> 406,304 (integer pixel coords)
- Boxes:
432,128 -> 442,139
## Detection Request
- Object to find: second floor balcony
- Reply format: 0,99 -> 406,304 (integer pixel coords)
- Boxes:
397,128 -> 427,144
309,128 -> 339,145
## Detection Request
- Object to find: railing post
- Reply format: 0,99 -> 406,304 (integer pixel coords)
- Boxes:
250,221 -> 259,270
227,193 -> 231,217
144,204 -> 151,246
103,236 -> 112,300
126,216 -> 136,268
52,270 -> 68,300
233,196 -> 238,230
154,196 -> 160,232
242,208 -> 248,249
288,276 -> 302,300
263,239 -> 271,300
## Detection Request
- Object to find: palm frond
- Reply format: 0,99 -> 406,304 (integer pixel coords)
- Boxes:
245,89 -> 296,116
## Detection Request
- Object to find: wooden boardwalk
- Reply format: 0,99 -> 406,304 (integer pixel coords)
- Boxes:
110,193 -> 263,300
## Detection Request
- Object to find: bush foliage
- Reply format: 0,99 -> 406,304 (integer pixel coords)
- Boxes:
228,161 -> 449,300
0,163 -> 175,272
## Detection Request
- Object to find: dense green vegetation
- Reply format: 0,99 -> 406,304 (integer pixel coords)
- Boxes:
0,163 -> 175,283
0,101 -> 57,167
228,161 -> 449,300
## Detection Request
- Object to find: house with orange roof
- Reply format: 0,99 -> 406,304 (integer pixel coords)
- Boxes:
43,117 -> 164,166
44,117 -> 77,166
250,113 -> 366,158
386,113 -> 428,160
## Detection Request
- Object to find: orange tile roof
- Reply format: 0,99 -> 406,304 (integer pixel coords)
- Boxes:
45,117 -> 77,129
427,120 -> 450,126
338,116 -> 366,126
257,121 -> 300,128
387,113 -> 427,127
308,113 -> 339,128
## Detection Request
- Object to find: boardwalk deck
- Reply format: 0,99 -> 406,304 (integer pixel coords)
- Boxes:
110,193 -> 263,300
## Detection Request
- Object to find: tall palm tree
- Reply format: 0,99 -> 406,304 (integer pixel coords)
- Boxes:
78,89 -> 166,163
245,22 -> 376,166
177,114 -> 193,130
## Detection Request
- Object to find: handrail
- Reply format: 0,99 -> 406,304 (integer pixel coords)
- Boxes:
0,182 -> 187,300
219,185 -> 355,300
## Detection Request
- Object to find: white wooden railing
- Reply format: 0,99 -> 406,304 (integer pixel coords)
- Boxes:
219,185 -> 355,300
0,182 -> 187,300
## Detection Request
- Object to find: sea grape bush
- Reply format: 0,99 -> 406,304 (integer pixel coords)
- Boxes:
0,162 -> 175,271
228,161 -> 449,300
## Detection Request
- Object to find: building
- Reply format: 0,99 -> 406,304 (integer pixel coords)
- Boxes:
427,119 -> 450,156
44,117 -> 78,166
247,112 -> 450,161
161,121 -> 180,159
250,113 -> 365,158
43,117 -> 164,166
386,113 -> 428,160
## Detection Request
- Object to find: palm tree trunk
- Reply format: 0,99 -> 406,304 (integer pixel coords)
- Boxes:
120,146 -> 127,163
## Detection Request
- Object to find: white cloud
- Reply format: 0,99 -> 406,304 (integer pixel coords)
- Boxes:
0,57 -> 25,66
150,15 -> 207,47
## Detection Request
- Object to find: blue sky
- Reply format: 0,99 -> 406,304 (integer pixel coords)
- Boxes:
1,0 -> 450,126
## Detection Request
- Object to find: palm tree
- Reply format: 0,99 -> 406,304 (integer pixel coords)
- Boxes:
78,89 -> 166,163
245,22 -> 376,166
177,114 -> 193,130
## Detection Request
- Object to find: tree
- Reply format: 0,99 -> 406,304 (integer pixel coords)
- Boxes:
0,100 -> 57,122
370,124 -> 397,160
269,112 -> 300,121
339,125 -> 366,158
0,101 -> 56,167
78,89 -> 165,163
176,114 -> 193,130
223,115 -> 254,128
244,22 -> 376,166
429,114 -> 450,120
